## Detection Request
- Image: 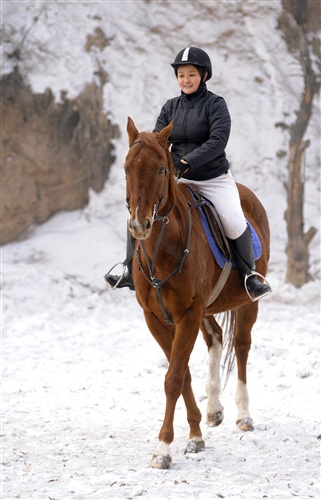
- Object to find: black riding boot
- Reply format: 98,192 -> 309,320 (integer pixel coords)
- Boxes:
230,225 -> 272,301
104,229 -> 135,291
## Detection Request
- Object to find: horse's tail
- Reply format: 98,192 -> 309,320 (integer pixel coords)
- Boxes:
218,310 -> 237,391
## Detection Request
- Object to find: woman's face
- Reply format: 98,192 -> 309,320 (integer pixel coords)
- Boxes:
177,64 -> 202,94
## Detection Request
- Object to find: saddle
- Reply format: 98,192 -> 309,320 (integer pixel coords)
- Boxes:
187,187 -> 262,306
188,187 -> 262,269
188,187 -> 233,263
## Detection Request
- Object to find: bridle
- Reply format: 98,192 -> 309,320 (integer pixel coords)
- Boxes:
127,137 -> 193,325
127,138 -> 170,220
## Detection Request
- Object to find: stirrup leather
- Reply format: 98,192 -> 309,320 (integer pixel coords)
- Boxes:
104,261 -> 127,289
244,271 -> 272,302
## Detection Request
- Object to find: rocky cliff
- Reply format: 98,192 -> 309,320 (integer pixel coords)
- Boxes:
1,68 -> 118,244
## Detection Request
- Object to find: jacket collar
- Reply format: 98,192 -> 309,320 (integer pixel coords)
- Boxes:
181,81 -> 207,102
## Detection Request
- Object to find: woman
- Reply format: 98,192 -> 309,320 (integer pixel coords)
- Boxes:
105,47 -> 271,301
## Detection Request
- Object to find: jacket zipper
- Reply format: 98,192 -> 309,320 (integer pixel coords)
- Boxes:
183,99 -> 193,156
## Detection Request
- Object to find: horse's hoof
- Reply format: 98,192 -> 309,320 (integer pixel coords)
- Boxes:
207,410 -> 224,427
236,417 -> 254,431
184,438 -> 205,454
150,454 -> 172,469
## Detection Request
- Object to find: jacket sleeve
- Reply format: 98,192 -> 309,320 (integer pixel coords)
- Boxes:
184,97 -> 231,170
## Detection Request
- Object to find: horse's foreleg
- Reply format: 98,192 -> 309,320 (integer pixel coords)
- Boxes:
160,306 -> 204,460
157,345 -> 203,461
201,317 -> 224,427
234,303 -> 258,431
143,311 -> 175,468
182,367 -> 205,454
145,308 -> 203,468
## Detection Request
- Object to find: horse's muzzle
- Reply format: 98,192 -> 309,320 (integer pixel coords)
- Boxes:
128,217 -> 152,240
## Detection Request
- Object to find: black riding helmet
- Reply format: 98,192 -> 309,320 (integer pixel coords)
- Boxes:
171,47 -> 212,82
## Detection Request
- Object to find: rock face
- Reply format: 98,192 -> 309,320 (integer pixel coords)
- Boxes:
1,69 -> 119,245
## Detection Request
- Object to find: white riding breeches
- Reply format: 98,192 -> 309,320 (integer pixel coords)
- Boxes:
178,170 -> 247,240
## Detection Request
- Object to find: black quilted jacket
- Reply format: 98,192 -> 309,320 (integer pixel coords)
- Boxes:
153,82 -> 231,181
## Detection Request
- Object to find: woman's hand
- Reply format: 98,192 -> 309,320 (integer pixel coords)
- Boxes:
175,158 -> 190,178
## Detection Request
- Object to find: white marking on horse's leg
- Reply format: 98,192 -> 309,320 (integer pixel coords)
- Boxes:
150,441 -> 172,469
235,379 -> 254,431
235,379 -> 250,419
204,319 -> 224,427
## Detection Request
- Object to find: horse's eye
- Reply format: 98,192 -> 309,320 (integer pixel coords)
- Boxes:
159,167 -> 165,175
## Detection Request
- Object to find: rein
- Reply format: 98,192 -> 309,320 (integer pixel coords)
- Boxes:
137,204 -> 193,326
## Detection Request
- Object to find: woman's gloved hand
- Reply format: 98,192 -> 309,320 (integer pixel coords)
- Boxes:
174,158 -> 190,178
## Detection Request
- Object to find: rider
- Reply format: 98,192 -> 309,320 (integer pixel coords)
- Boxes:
105,47 -> 271,301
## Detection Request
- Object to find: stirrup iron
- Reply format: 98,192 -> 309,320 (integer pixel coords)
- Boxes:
244,271 -> 272,302
104,261 -> 126,290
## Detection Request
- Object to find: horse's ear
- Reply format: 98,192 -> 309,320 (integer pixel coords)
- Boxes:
156,120 -> 174,148
127,116 -> 139,146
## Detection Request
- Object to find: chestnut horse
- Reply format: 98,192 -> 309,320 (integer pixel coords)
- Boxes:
124,117 -> 270,469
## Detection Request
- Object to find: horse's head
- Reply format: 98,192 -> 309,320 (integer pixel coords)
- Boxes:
124,117 -> 175,240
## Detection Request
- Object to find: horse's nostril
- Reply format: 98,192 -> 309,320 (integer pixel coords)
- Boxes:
146,219 -> 151,230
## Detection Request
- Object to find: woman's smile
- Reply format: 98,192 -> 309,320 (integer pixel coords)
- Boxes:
177,64 -> 202,94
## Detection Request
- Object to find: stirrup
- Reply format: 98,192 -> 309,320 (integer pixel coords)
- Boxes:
104,261 -> 126,290
244,271 -> 272,302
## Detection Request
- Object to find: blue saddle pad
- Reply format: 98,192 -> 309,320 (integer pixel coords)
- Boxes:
193,194 -> 262,269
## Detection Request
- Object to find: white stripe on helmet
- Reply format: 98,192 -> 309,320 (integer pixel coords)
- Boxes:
181,47 -> 190,61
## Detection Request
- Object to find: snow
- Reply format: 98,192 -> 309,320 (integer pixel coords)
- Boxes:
1,1 -> 320,499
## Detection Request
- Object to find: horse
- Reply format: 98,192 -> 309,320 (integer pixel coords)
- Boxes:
123,117 -> 270,469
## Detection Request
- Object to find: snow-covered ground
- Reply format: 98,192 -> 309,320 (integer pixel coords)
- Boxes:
2,1 -> 320,499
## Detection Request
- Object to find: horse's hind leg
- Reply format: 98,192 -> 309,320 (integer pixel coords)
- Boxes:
201,316 -> 224,427
234,302 -> 258,431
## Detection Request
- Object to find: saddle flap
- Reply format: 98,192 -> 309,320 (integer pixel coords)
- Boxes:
202,202 -> 232,259
187,186 -> 262,269
188,187 -> 232,262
